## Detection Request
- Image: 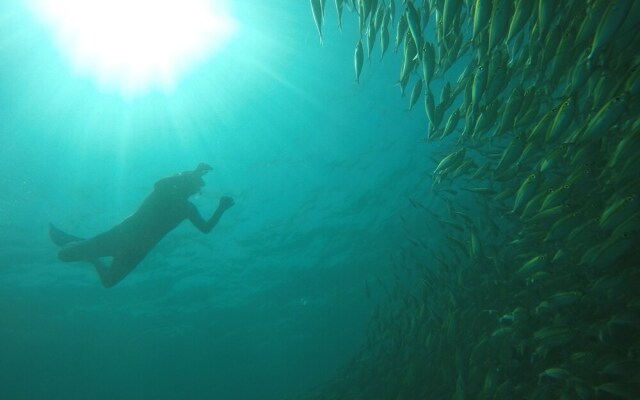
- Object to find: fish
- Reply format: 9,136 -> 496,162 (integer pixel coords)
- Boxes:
461,186 -> 496,196
537,1 -> 556,39
487,2 -> 511,53
434,148 -> 466,176
424,87 -> 437,124
473,0 -> 492,42
310,0 -> 324,45
380,25 -> 390,60
533,325 -> 573,348
578,92 -> 629,142
355,38 -> 364,83
511,173 -> 541,215
442,0 -> 462,37
595,382 -> 640,399
441,108 -> 461,138
539,184 -> 571,211
599,195 -> 637,231
546,291 -> 582,308
408,79 -> 422,111
471,64 -> 488,110
580,230 -> 635,267
547,96 -> 576,141
394,13 -> 408,52
404,0 -> 423,55
538,368 -> 572,383
507,0 -> 533,42
421,42 -> 436,87
440,82 -> 452,111
366,17 -> 377,59
360,0 -> 373,22
538,145 -> 568,173
335,0 -> 344,31
305,2 -> 640,398
516,254 -> 548,278
588,0 -> 635,62
599,360 -> 640,378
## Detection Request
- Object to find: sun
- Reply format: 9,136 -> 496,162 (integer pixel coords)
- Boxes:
28,0 -> 239,96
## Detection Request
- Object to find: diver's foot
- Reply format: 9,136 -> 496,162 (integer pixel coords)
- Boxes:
48,223 -> 83,247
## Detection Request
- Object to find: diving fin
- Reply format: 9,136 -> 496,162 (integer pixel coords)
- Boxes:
48,223 -> 83,247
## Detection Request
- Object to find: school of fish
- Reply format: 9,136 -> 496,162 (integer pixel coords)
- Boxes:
301,0 -> 640,399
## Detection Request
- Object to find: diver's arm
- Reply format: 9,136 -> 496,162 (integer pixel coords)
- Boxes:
188,197 -> 234,233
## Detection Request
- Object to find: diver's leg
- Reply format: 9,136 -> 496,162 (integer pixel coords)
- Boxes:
96,253 -> 146,288
57,231 -> 118,262
58,240 -> 105,262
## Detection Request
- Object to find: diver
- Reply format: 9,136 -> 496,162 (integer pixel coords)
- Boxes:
49,163 -> 234,288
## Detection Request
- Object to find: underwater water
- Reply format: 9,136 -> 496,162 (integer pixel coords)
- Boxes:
2,0 -> 640,399
1,1 -> 425,399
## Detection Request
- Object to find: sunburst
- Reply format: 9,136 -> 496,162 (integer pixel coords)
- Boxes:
28,0 -> 239,96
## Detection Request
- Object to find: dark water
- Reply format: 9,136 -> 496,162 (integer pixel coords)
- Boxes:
2,1 -> 639,399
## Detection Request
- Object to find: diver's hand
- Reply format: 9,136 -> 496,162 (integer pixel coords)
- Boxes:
218,196 -> 235,211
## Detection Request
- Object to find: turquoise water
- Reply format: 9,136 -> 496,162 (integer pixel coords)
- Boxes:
1,1 -> 429,399
4,1 -> 640,399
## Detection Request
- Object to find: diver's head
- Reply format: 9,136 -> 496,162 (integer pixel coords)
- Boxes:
194,163 -> 213,175
175,163 -> 212,196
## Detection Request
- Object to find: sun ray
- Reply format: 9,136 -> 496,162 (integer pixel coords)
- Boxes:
27,0 -> 239,96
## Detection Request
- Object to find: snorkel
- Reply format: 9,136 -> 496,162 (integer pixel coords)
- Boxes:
182,163 -> 212,195
157,163 -> 213,198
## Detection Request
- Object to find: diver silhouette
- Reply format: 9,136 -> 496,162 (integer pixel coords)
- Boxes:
49,163 -> 234,288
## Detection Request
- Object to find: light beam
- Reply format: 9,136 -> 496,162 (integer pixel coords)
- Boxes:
29,0 -> 239,96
